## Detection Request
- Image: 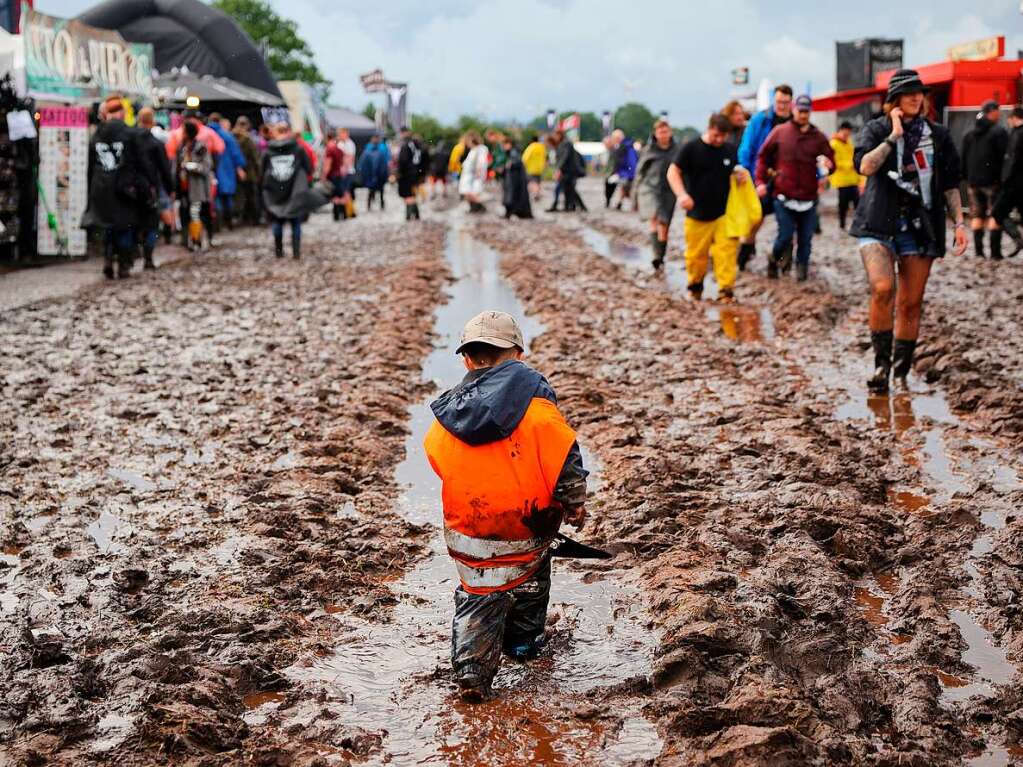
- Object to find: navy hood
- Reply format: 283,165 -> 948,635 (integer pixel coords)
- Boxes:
430,360 -> 556,446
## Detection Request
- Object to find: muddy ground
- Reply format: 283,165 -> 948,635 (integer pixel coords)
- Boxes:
2,179 -> 1022,766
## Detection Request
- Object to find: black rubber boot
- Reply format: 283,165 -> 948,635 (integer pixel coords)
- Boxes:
651,236 -> 665,269
990,230 -> 1003,260
142,244 -> 155,270
274,236 -> 284,259
796,262 -> 809,282
413,203 -> 421,220
766,253 -> 779,279
162,224 -> 172,245
867,330 -> 893,393
1001,218 -> 1023,256
292,239 -> 300,260
892,337 -> 917,384
974,229 -> 985,257
737,242 -> 754,271
103,260 -> 115,280
332,203 -> 342,221
779,243 -> 794,273
116,248 -> 134,279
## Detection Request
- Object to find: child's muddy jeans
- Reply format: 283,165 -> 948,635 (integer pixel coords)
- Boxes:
451,555 -> 551,687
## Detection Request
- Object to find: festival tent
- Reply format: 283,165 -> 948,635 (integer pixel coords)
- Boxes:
77,0 -> 281,98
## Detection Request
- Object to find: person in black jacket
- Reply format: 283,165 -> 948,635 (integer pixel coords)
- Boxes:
850,69 -> 968,393
261,122 -> 315,259
550,130 -> 586,212
136,107 -> 174,270
962,100 -> 1009,258
81,94 -> 150,280
992,105 -> 1023,257
501,137 -> 532,219
396,127 -> 424,221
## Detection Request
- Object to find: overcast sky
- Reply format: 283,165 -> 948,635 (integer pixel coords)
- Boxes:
41,0 -> 1023,126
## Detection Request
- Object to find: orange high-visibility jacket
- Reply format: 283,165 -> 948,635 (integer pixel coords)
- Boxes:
425,395 -> 576,595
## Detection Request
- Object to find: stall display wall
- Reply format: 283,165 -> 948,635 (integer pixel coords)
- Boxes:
36,106 -> 88,256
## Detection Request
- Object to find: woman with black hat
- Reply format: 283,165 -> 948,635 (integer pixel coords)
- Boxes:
851,69 -> 968,394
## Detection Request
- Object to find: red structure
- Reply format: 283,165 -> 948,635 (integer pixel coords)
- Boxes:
815,54 -> 1023,116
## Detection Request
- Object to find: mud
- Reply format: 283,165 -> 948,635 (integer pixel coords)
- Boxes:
2,178 -> 1022,765
1,212 -> 448,764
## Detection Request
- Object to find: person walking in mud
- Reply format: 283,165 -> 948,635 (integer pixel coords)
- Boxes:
992,105 -> 1023,257
667,113 -> 748,302
851,69 -> 968,393
962,100 -> 1008,259
261,122 -> 315,259
636,118 -> 678,270
397,127 -> 425,221
424,311 -> 588,702
755,95 -> 834,282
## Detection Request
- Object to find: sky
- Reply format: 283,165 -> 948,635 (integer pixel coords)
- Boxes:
39,0 -> 1023,127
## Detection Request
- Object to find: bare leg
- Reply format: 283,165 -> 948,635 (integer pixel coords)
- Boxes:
893,254 -> 933,341
860,243 -> 897,331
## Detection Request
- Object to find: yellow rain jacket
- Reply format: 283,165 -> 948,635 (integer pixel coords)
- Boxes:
829,137 -> 863,189
449,142 -> 466,174
522,141 -> 547,177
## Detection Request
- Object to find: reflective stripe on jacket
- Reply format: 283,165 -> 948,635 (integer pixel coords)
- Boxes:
424,396 -> 577,595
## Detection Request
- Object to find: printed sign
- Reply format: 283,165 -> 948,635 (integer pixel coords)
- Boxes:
948,36 -> 1005,62
22,5 -> 155,101
37,105 -> 89,256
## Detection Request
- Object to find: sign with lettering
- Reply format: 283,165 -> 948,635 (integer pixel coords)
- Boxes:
37,105 -> 89,256
948,36 -> 1005,62
22,5 -> 154,101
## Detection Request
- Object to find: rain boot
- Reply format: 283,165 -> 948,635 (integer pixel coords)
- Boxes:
973,229 -> 985,257
650,233 -> 663,269
990,230 -> 1003,261
405,203 -> 414,221
867,330 -> 893,393
779,242 -> 793,274
345,199 -> 356,219
796,261 -> 809,282
737,242 -> 754,271
143,243 -> 155,270
766,251 -> 780,279
274,235 -> 284,259
332,203 -> 342,221
292,238 -> 300,260
1001,217 -> 1023,257
116,247 -> 135,279
412,203 -> 421,220
892,337 -> 917,386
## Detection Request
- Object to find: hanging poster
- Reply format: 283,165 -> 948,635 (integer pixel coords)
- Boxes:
37,106 -> 88,256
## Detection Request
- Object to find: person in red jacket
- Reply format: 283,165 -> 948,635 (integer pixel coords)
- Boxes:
755,94 -> 834,281
424,311 -> 588,702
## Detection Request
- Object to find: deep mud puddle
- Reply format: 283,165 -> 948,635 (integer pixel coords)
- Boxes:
577,224 -> 775,344
284,223 -> 661,764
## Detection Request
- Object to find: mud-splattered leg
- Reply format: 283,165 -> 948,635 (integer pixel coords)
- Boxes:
861,242 -> 897,392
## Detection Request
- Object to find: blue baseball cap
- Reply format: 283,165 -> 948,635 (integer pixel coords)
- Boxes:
795,95 -> 813,112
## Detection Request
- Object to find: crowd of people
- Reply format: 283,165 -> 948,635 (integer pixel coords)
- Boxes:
82,76 -> 1023,396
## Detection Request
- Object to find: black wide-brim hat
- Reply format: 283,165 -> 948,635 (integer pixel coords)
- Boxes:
886,69 -> 929,103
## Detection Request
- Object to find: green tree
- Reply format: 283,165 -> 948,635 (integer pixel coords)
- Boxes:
674,126 -> 699,145
410,113 -> 458,145
362,102 -> 376,121
213,0 -> 331,98
613,102 -> 657,141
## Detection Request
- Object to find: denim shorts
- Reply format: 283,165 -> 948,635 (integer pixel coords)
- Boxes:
858,218 -> 921,257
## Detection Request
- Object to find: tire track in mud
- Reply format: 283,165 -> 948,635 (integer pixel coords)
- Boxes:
470,217 -> 1023,765
0,219 -> 448,765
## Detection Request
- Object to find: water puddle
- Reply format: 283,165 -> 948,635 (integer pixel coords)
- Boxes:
968,742 -> 1023,766
87,509 -> 130,554
108,468 -> 156,494
577,224 -> 775,343
287,221 -> 661,763
833,364 -> 1019,706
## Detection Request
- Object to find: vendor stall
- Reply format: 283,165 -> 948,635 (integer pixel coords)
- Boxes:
2,7 -> 154,260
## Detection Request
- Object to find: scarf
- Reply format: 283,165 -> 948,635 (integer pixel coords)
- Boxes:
893,118 -> 934,209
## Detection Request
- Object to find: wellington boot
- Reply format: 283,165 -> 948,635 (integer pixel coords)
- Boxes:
274,236 -> 284,259
990,230 -> 1003,261
892,338 -> 917,382
142,244 -> 155,270
973,229 -> 985,258
867,330 -> 893,394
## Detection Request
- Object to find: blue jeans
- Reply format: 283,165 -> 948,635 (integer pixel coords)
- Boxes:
271,217 -> 301,243
772,199 -> 817,267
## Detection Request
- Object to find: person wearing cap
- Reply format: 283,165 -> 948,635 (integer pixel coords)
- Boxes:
755,94 -> 834,281
851,68 -> 967,393
81,94 -> 150,279
737,84 -> 793,270
829,120 -> 864,230
992,105 -> 1023,257
962,99 -> 1009,258
423,311 -> 588,702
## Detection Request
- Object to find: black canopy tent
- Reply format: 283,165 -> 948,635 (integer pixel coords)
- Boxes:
77,0 -> 281,98
153,69 -> 284,124
324,106 -> 377,150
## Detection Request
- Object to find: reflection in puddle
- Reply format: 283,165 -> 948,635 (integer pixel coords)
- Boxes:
289,222 -> 661,764
577,224 -> 775,343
